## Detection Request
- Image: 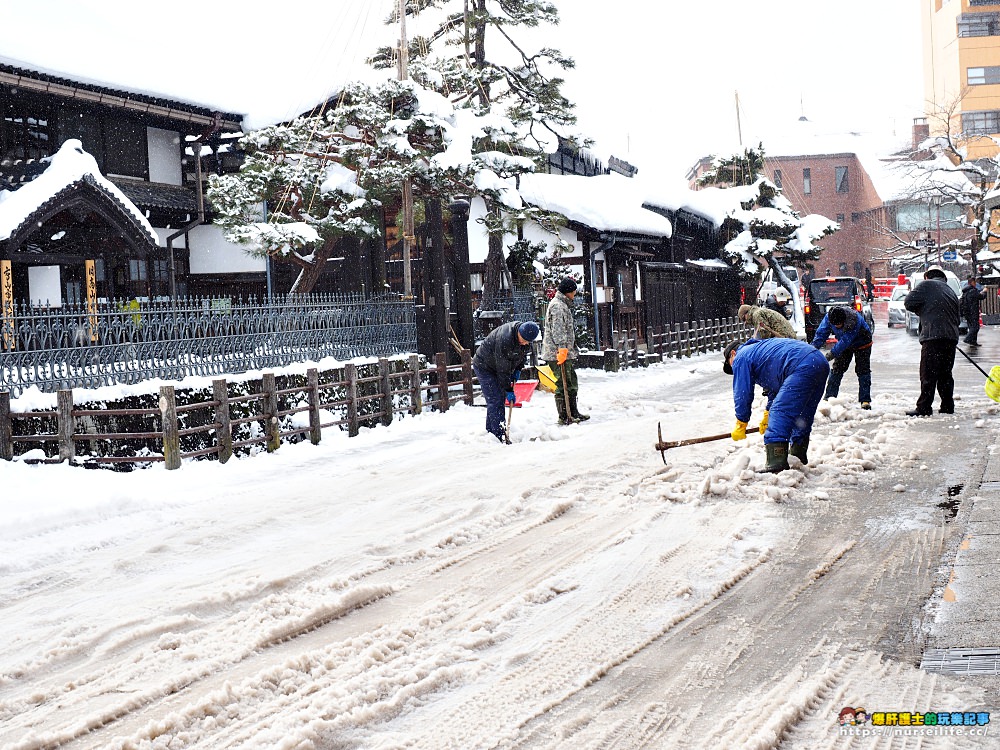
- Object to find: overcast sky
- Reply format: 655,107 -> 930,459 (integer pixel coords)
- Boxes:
2,0 -> 924,178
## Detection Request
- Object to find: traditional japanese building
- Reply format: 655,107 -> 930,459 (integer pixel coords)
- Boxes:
0,57 -> 248,308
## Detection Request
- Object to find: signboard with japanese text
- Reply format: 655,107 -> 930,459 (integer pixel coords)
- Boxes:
85,259 -> 98,342
1,260 -> 13,351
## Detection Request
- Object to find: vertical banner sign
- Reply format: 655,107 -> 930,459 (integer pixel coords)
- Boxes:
85,259 -> 98,342
0,260 -> 13,351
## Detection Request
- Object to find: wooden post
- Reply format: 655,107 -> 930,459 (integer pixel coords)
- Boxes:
159,385 -> 180,470
409,354 -> 423,416
436,352 -> 450,412
56,389 -> 75,463
307,368 -> 323,444
346,363 -> 360,437
461,348 -> 475,405
262,372 -> 280,452
646,326 -> 655,357
0,390 -> 12,460
213,378 -> 233,463
604,349 -> 620,372
378,358 -> 393,427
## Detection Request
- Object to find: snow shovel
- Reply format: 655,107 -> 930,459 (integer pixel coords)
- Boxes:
955,346 -> 1000,403
536,364 -> 557,393
654,421 -> 761,465
503,379 -> 539,444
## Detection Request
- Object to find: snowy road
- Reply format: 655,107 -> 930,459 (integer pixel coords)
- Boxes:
1,324 -> 999,749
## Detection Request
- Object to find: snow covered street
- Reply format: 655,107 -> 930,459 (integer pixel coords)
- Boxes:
2,325 -> 1000,749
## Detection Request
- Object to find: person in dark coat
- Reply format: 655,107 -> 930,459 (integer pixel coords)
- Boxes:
810,305 -> 873,409
724,337 -> 830,472
903,266 -> 960,416
960,276 -> 988,346
472,320 -> 539,442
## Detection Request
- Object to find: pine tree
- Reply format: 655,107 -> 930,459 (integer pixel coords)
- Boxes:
372,0 -> 583,305
701,144 -> 837,332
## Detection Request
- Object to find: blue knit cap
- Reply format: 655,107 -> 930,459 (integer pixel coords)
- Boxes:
518,321 -> 540,342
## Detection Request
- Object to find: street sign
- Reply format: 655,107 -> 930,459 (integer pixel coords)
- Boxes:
943,250 -> 957,261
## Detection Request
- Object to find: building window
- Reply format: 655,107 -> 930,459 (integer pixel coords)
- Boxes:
836,213 -> 845,224
773,169 -> 782,188
803,168 -> 811,195
129,260 -> 148,281
151,260 -> 170,282
595,260 -> 606,286
959,13 -> 1000,36
835,166 -> 849,193
971,0 -> 998,6
851,212 -> 861,223
967,66 -> 1000,85
961,110 -> 1000,135
1,102 -> 52,161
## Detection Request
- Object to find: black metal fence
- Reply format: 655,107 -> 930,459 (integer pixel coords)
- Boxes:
0,293 -> 417,397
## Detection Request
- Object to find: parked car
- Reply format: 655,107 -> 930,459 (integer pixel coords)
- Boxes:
903,270 -> 965,336
886,285 -> 909,328
804,277 -> 875,341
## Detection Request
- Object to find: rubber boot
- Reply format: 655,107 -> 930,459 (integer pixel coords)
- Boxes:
789,438 -> 809,465
760,442 -> 790,473
555,397 -> 574,426
569,395 -> 590,421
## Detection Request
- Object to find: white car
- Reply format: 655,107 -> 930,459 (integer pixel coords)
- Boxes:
886,286 -> 909,328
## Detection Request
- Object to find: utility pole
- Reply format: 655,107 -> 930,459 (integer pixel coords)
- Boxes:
398,0 -> 414,298
735,90 -> 742,147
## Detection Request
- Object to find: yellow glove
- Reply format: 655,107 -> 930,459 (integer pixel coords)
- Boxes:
556,347 -> 569,365
731,420 -> 748,441
758,410 -> 769,433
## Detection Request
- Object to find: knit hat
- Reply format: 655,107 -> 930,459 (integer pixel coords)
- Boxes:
517,321 -> 540,342
828,306 -> 847,326
723,340 -> 742,375
557,276 -> 578,294
737,304 -> 752,321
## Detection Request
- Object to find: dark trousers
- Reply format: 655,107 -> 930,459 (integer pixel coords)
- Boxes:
916,339 -> 957,414
473,365 -> 507,441
965,316 -> 981,345
826,346 -> 872,403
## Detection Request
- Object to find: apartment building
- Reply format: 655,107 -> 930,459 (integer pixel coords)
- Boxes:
923,0 -> 1000,159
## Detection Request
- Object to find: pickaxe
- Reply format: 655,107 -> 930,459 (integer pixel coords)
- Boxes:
654,422 -> 761,465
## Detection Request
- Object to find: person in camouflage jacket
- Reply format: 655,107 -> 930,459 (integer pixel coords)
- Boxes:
738,304 -> 796,340
541,277 -> 588,425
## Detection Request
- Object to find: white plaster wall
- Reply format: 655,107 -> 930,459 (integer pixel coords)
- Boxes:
154,225 -> 266,274
147,127 -> 183,186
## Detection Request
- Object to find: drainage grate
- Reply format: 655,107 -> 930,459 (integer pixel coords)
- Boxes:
921,648 -> 1000,675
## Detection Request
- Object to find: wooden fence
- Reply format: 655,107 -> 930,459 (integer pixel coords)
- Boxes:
0,351 -> 478,471
607,318 -> 743,368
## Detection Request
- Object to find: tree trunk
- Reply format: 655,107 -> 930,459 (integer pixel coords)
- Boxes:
482,227 -> 505,309
287,237 -> 338,295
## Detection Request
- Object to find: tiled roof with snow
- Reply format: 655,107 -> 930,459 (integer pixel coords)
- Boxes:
0,140 -> 157,243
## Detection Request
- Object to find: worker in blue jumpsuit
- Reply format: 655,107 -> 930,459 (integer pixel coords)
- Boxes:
723,337 -> 830,472
810,305 -> 873,409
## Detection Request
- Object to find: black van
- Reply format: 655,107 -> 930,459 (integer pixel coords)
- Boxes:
804,277 -> 875,340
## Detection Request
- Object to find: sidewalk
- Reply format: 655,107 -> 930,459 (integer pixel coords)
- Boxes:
920,439 -> 1000,675
911,328 -> 1000,678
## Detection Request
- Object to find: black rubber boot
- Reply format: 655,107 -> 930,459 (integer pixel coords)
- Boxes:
569,395 -> 590,421
789,439 -> 809,465
555,397 -> 574,425
760,442 -> 790,473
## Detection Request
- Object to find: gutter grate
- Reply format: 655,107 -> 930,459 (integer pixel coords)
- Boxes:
921,648 -> 1000,675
